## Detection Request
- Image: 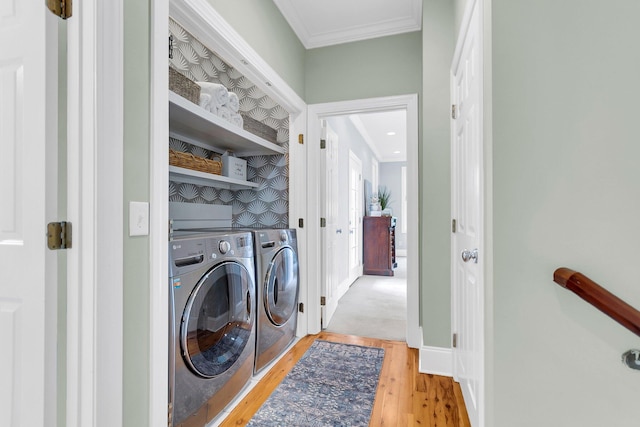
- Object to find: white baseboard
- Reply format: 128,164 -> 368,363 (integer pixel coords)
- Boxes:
418,345 -> 453,376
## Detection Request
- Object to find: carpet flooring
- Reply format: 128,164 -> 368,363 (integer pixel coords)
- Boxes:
246,340 -> 384,426
325,257 -> 407,341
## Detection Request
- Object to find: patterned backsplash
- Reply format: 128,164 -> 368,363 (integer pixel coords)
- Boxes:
169,18 -> 290,229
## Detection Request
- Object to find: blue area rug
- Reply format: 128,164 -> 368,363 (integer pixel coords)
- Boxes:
247,340 -> 385,426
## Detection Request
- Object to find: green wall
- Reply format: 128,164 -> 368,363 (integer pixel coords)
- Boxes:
206,0 -> 306,99
304,32 -> 422,104
491,0 -> 640,425
123,0 -> 151,425
421,0 -> 454,348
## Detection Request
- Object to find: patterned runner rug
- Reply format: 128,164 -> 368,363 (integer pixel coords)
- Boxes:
247,340 -> 385,426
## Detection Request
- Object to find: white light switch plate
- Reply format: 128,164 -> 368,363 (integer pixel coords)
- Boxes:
129,201 -> 149,236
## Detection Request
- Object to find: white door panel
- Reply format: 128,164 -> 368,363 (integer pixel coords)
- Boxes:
348,151 -> 363,283
452,1 -> 483,426
0,1 -> 57,426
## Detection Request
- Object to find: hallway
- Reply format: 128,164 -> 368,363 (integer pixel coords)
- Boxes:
325,257 -> 407,341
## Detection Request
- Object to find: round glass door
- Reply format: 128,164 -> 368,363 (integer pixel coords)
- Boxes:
181,261 -> 253,378
264,247 -> 299,326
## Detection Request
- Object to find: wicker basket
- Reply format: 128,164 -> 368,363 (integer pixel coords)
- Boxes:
241,114 -> 278,143
169,149 -> 222,175
169,67 -> 200,105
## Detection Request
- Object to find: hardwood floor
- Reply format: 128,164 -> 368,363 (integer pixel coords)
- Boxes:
220,332 -> 470,427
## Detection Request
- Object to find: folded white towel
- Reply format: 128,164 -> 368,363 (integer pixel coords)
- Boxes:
217,105 -> 232,122
198,93 -> 212,111
196,82 -> 229,112
230,113 -> 244,128
226,92 -> 240,113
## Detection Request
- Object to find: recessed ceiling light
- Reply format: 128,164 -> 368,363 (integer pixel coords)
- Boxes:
387,131 -> 396,136
393,150 -> 401,154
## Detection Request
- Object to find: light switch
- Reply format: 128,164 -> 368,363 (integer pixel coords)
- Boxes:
129,201 -> 149,236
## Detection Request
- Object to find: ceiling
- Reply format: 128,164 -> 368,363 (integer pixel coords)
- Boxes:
273,0 -> 423,49
349,111 -> 407,162
272,1 -> 419,163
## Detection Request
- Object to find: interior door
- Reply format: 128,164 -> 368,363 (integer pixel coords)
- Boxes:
451,1 -> 483,426
0,2 -> 58,425
320,123 -> 341,327
348,151 -> 363,283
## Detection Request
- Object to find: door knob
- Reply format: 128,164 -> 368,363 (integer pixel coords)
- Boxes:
336,229 -> 342,234
461,248 -> 479,264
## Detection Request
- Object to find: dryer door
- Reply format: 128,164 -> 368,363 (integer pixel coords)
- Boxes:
264,247 -> 299,326
181,261 -> 253,378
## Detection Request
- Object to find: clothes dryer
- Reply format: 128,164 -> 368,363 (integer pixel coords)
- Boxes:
168,230 -> 255,427
253,229 -> 300,374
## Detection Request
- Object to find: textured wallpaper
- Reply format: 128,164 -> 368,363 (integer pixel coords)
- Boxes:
169,18 -> 290,228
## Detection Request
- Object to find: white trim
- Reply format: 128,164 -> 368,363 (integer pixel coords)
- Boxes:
66,0 -> 124,425
149,0 -> 170,426
273,0 -> 422,49
396,249 -> 408,257
419,345 -> 453,377
307,94 -> 420,348
152,1 -> 308,423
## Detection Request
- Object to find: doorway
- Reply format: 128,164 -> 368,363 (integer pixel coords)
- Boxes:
306,94 -> 420,348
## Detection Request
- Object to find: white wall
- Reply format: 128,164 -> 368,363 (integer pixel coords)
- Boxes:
491,1 -> 640,425
379,161 -> 407,251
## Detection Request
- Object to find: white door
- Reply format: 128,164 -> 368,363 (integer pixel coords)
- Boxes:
451,0 -> 483,426
321,123 -> 341,327
0,2 -> 58,426
348,151 -> 363,283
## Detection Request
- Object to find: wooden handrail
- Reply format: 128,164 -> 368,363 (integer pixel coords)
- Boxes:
553,268 -> 640,337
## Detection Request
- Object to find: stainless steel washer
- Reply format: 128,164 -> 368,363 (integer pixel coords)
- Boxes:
168,230 -> 255,427
253,229 -> 300,374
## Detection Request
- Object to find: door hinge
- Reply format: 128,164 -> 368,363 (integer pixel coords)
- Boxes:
320,296 -> 326,306
169,35 -> 174,59
298,218 -> 304,228
47,221 -> 72,250
452,219 -> 457,233
167,402 -> 173,427
451,104 -> 458,120
298,134 -> 304,144
452,333 -> 458,348
298,302 -> 304,313
320,218 -> 326,228
46,0 -> 72,19
320,139 -> 326,149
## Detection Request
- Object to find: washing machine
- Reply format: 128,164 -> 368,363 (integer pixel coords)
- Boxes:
169,230 -> 255,427
253,229 -> 300,374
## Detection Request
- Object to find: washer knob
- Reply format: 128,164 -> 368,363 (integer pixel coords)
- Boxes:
218,240 -> 231,254
280,231 -> 288,242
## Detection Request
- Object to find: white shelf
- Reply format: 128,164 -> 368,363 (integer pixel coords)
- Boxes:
169,91 -> 285,157
169,166 -> 259,190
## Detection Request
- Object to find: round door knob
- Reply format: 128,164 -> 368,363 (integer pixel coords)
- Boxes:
218,240 -> 231,254
461,248 -> 479,264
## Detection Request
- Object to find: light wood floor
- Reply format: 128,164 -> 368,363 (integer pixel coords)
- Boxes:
220,332 -> 470,427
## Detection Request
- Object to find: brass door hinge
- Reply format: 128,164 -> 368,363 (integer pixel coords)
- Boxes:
320,139 -> 326,149
298,302 -> 304,313
451,104 -> 458,120
452,333 -> 458,348
320,296 -> 326,306
452,219 -> 457,233
47,0 -> 72,19
47,221 -> 72,250
320,218 -> 326,228
298,218 -> 304,228
298,134 -> 304,144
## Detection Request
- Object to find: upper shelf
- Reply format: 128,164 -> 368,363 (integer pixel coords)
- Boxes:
169,91 -> 286,157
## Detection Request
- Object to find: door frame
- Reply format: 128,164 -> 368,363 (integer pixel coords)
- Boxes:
150,1 -> 307,425
348,149 -> 363,284
64,0 -> 124,425
307,95 -> 420,348
450,0 -> 489,425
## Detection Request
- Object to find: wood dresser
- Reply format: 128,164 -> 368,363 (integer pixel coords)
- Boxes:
363,216 -> 396,276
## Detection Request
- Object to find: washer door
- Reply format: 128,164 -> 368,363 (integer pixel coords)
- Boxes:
264,247 -> 299,326
181,261 -> 253,378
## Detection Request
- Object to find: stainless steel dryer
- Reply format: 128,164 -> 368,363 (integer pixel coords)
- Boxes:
253,229 -> 300,374
168,230 -> 255,427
